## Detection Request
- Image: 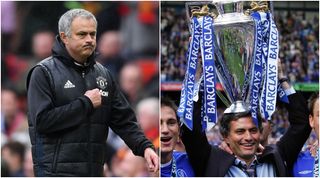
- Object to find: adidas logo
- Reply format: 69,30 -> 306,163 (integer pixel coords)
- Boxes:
64,80 -> 75,89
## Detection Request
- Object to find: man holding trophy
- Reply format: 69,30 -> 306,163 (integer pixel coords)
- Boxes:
177,1 -> 311,176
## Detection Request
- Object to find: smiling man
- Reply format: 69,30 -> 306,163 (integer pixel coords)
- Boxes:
220,113 -> 261,166
26,9 -> 158,176
160,97 -> 194,177
218,109 -> 266,176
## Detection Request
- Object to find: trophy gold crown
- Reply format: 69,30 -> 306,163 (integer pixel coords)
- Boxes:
245,1 -> 269,15
192,5 -> 217,18
187,1 -> 269,19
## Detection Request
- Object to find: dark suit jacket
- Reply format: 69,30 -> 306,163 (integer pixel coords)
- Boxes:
181,92 -> 311,177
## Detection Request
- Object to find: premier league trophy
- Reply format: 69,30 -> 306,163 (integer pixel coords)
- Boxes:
178,0 -> 280,130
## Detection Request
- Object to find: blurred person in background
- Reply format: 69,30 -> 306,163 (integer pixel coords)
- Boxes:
23,148 -> 34,177
1,158 -> 10,177
26,9 -> 158,176
136,97 -> 159,150
97,30 -> 125,79
293,92 -> 319,177
116,148 -> 150,177
110,145 -> 156,177
31,30 -> 55,61
5,30 -> 56,100
1,141 -> 26,177
119,62 -> 143,107
95,2 -> 122,38
109,146 -> 127,176
1,1 -> 16,53
102,142 -> 117,176
1,88 -> 28,144
161,97 -> 194,177
121,1 -> 159,58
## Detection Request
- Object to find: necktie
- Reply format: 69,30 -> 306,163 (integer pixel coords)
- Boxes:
236,162 -> 256,177
245,166 -> 256,177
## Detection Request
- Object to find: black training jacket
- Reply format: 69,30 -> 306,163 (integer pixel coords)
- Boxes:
26,36 -> 153,176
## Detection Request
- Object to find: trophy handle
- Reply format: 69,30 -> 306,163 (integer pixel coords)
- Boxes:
185,1 -> 216,33
245,0 -> 270,15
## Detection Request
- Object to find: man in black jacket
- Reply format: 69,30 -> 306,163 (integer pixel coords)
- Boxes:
26,9 -> 158,176
181,65 -> 311,176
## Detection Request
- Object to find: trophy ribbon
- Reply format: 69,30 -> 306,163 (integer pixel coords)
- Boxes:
177,16 -> 201,130
251,10 -> 288,124
177,14 -> 218,131
249,11 -> 264,125
252,11 -> 279,120
264,12 -> 279,120
201,15 -> 217,131
265,12 -> 279,119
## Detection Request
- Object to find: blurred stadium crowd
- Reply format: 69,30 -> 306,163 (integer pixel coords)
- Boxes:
160,1 -> 319,161
1,1 -> 159,177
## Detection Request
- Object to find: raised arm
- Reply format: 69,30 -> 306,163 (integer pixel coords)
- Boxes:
181,94 -> 211,176
276,59 -> 312,172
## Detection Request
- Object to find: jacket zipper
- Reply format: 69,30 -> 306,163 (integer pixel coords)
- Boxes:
52,138 -> 62,173
82,70 -> 92,175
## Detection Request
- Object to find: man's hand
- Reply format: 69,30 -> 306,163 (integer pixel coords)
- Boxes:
84,88 -> 101,108
278,58 -> 286,79
278,58 -> 290,89
144,147 -> 159,173
309,140 -> 318,157
219,141 -> 233,155
256,144 -> 265,156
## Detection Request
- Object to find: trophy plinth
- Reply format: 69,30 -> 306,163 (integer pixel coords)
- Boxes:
224,101 -> 250,114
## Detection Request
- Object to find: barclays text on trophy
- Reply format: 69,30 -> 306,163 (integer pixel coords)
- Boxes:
177,0 -> 285,131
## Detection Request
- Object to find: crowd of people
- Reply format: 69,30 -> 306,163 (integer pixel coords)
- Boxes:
275,10 -> 319,83
161,7 -> 189,82
161,6 -> 319,83
1,2 -> 159,177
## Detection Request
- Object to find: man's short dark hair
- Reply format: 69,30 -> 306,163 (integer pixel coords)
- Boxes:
161,97 -> 179,123
308,92 -> 319,116
219,111 -> 262,137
